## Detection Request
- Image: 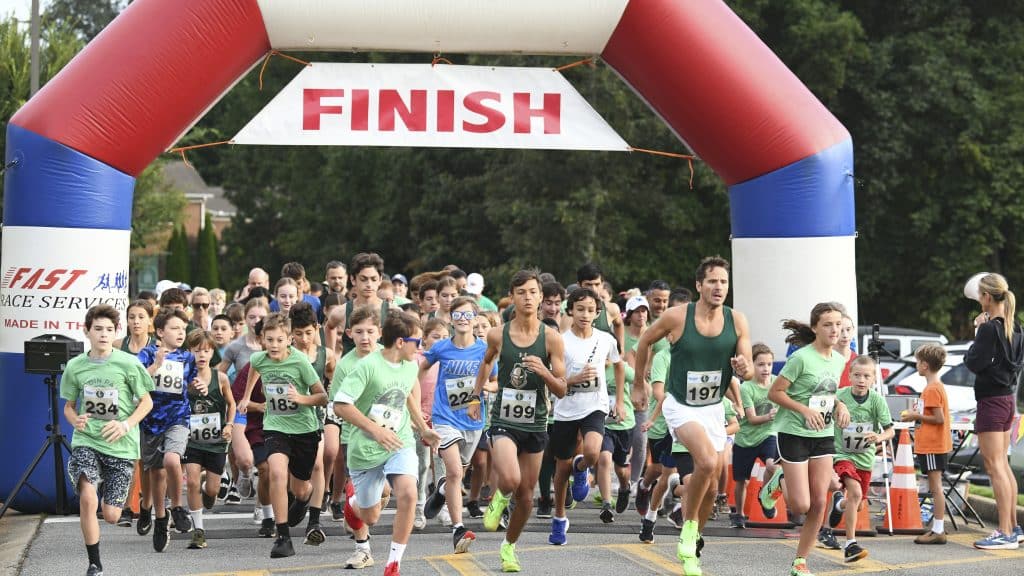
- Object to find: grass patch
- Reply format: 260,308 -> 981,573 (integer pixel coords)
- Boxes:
968,484 -> 1024,507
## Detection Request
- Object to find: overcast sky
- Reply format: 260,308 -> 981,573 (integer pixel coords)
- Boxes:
0,0 -> 36,21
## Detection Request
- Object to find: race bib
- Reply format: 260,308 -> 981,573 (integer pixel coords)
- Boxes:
369,402 -> 402,432
83,386 -> 119,421
809,394 -> 836,425
685,370 -> 722,406
189,413 -> 222,444
499,388 -> 537,423
841,422 -> 874,453
153,360 -> 185,394
265,383 -> 299,415
569,362 -> 600,393
445,376 -> 476,410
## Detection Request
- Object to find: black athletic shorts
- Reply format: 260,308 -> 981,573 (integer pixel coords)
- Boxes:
265,430 -> 321,481
777,432 -> 833,463
549,410 -> 605,460
487,426 -> 548,455
183,447 -> 227,476
648,436 -> 677,469
602,428 -> 632,467
674,452 -> 695,477
917,453 -> 948,473
732,436 -> 780,481
252,442 -> 269,467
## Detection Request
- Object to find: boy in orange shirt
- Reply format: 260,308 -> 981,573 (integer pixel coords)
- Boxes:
901,344 -> 951,544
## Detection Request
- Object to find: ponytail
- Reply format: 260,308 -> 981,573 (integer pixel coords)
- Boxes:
1004,290 -> 1016,341
782,320 -> 815,348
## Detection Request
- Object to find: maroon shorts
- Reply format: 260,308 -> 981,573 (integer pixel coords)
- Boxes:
834,459 -> 872,495
975,395 -> 1017,433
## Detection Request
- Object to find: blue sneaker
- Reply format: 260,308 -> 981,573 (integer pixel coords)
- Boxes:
974,530 -> 1019,550
548,517 -> 569,545
1013,525 -> 1024,544
570,455 -> 590,502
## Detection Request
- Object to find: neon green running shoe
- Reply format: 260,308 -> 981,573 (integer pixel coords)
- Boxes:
484,491 -> 510,532
679,553 -> 702,576
790,558 -> 814,576
759,466 -> 784,517
677,520 -> 699,558
500,541 -> 521,572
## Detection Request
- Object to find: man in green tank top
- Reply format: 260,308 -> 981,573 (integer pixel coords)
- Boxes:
468,269 -> 566,573
634,256 -> 753,576
324,252 -> 394,354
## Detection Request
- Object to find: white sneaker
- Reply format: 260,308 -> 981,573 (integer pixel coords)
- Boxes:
344,548 -> 374,569
253,506 -> 264,524
438,506 -> 452,527
237,474 -> 253,499
414,506 -> 427,530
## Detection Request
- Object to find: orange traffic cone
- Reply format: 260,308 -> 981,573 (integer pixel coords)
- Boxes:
834,497 -> 877,537
744,460 -> 795,528
128,460 -> 142,514
875,429 -> 926,535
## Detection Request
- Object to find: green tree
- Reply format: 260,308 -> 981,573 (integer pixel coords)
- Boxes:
195,212 -> 221,289
131,161 -> 186,251
164,225 -> 190,282
43,0 -> 124,41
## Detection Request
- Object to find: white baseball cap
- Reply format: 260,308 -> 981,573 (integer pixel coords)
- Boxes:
466,273 -> 485,295
155,279 -> 177,298
964,272 -> 989,301
626,295 -> 650,313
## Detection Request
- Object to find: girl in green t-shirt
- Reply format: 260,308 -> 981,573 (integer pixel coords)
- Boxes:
767,303 -> 851,576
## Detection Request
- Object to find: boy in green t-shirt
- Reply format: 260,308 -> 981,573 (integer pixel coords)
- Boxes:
826,355 -> 893,562
62,305 -> 154,576
239,313 -> 328,559
731,344 -> 780,528
182,329 -> 235,550
334,311 -> 440,576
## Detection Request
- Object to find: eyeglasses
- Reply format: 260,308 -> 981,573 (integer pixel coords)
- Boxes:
402,337 -> 422,348
451,311 -> 477,321
192,303 -> 210,309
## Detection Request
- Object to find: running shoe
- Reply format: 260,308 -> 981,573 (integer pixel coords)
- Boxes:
844,541 -> 867,563
383,561 -> 400,576
680,555 -> 702,576
467,500 -> 484,519
600,505 -> 614,524
570,455 -> 590,502
153,517 -> 170,552
453,525 -> 476,553
827,491 -> 844,528
287,497 -> 309,527
136,508 -> 152,536
413,510 -> 427,531
1014,525 -> 1024,543
729,512 -> 746,529
500,540 -> 521,573
424,478 -> 447,519
974,530 -> 1019,550
789,558 -> 814,576
170,506 -> 193,533
258,518 -> 277,538
635,479 -> 656,517
304,523 -> 326,546
914,530 -> 947,545
116,508 -> 132,527
188,528 -> 207,550
483,491 -> 510,532
344,548 -> 374,569
253,506 -> 264,524
615,488 -> 630,514
86,563 -> 102,576
499,506 -> 510,530
270,535 -> 295,558
535,497 -> 552,519
217,475 -> 230,500
758,467 -> 783,519
202,490 -> 216,510
224,486 -> 242,505
437,506 -> 452,527
330,501 -> 344,522
677,519 -> 699,559
639,518 -> 655,543
548,517 -> 569,545
817,528 -> 840,550
237,473 -> 253,499
715,493 -> 729,514
669,504 -> 684,529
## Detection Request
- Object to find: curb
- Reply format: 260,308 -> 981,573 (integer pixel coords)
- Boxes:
966,494 -> 1024,527
0,512 -> 43,576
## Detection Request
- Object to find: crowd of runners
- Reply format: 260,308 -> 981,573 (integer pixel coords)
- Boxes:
58,255 -> 1024,576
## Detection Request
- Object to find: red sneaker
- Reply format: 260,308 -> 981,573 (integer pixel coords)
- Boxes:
343,482 -> 365,532
384,561 -> 400,576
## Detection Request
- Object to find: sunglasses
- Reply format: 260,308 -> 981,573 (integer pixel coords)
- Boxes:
192,303 -> 211,309
402,337 -> 422,348
451,311 -> 477,321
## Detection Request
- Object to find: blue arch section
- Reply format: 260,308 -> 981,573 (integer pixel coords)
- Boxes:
4,124 -> 135,229
0,125 -> 135,512
728,138 -> 854,238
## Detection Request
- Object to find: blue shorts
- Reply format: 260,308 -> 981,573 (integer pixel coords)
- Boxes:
349,447 -> 418,509
647,435 -> 676,469
732,436 -> 780,481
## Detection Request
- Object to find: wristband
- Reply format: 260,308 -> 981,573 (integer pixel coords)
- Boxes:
121,420 -> 130,433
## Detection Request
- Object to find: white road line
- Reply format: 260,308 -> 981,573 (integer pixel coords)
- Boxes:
44,509 -> 396,524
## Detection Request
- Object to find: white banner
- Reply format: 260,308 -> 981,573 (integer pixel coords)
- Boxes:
233,63 -> 629,151
0,227 -> 131,353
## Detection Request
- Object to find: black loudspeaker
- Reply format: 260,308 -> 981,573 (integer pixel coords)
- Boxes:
24,334 -> 84,374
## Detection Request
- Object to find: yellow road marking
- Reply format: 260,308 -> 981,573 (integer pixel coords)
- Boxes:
606,543 -> 685,575
816,552 -> 1019,576
443,554 -> 491,575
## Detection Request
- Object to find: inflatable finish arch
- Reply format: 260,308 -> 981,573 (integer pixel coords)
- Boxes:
1,0 -> 854,510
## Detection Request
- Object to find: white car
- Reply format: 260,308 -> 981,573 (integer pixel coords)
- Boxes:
884,343 -> 977,414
